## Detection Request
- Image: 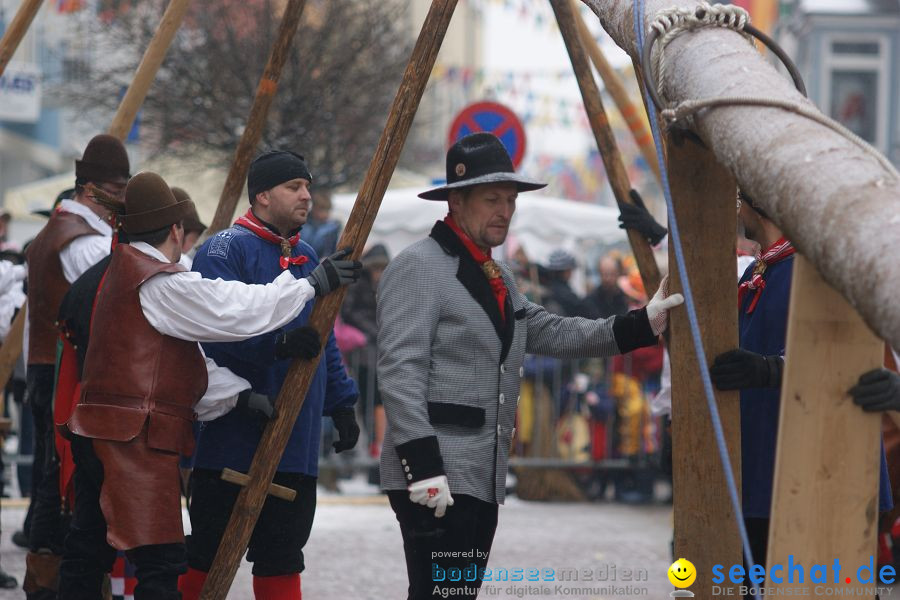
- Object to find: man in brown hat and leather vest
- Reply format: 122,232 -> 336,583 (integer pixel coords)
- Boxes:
57,171 -> 360,600
23,133 -> 130,598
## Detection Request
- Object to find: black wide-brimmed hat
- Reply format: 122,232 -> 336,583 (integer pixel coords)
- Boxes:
122,172 -> 195,234
418,132 -> 546,201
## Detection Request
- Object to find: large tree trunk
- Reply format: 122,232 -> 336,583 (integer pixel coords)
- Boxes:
582,0 -> 900,349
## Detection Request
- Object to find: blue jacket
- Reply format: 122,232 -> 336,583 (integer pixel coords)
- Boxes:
191,224 -> 358,475
738,255 -> 892,517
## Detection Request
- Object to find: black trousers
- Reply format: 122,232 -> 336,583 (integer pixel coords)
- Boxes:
58,435 -> 187,600
27,365 -> 66,553
187,467 -> 317,577
743,517 -> 769,600
388,491 -> 499,600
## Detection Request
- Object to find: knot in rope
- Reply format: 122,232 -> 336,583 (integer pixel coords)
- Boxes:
649,2 -> 754,108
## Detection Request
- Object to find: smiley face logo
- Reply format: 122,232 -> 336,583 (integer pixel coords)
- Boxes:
668,558 -> 697,588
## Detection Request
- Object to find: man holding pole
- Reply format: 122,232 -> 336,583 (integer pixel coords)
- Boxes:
377,132 -> 684,599
57,171 -> 360,599
23,134 -> 130,599
181,151 -> 361,600
708,190 -> 893,575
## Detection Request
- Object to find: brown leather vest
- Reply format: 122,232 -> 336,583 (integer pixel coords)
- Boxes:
68,244 -> 208,456
26,211 -> 101,364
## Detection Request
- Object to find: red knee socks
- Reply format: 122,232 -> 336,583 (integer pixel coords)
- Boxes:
178,567 -> 209,600
253,574 -> 301,600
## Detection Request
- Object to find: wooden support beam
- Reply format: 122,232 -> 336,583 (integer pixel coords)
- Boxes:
206,0 -> 307,236
0,310 -> 24,393
108,0 -> 193,140
0,0 -> 42,78
569,0 -> 661,185
667,137 -> 741,599
550,0 -> 660,294
198,2 -> 459,597
767,256 -> 882,593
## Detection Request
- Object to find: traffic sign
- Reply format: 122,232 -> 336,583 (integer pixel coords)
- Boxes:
448,101 -> 527,169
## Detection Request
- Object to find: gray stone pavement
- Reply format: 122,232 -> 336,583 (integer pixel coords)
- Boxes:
0,488 -> 674,599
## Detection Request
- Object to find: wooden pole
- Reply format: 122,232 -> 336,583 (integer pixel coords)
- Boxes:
767,256 -> 882,594
667,136 -> 741,600
550,0 -> 660,294
198,2 -> 459,597
570,0 -> 661,185
0,0 -> 42,78
0,311 -> 25,408
206,0 -> 307,236
107,0 -> 193,140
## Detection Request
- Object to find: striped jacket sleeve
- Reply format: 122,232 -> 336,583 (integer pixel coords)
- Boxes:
522,296 -> 657,357
376,249 -> 445,481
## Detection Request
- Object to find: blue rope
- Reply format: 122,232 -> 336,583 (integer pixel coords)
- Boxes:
631,2 -> 760,596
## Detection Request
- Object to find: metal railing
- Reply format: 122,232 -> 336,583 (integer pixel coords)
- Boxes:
323,346 -> 670,500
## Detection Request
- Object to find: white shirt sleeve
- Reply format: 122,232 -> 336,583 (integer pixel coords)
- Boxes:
0,261 -> 25,293
60,235 -> 111,283
0,282 -> 25,341
138,269 -> 316,342
193,351 -> 251,422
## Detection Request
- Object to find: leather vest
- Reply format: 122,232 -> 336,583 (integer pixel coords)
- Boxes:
25,211 -> 101,364
68,244 -> 208,456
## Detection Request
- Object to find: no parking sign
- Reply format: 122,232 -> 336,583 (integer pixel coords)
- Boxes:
448,101 -> 527,169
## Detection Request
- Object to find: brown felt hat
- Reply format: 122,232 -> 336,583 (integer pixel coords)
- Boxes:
75,134 -> 131,185
171,187 -> 208,233
123,172 -> 195,234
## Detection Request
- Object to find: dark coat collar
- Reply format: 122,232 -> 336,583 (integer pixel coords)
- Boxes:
430,221 -> 514,363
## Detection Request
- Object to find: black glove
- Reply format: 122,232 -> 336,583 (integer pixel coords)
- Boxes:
331,407 -> 360,453
274,326 -> 321,361
237,390 -> 277,420
849,369 -> 900,412
617,189 -> 667,246
709,348 -> 783,390
306,248 -> 362,297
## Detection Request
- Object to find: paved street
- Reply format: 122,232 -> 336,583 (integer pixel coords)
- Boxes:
0,484 -> 674,599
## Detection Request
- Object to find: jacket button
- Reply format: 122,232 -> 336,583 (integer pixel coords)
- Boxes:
401,459 -> 407,465
500,364 -> 506,374
519,366 -> 524,377
499,393 -> 505,404
407,474 -> 413,480
497,425 -> 502,435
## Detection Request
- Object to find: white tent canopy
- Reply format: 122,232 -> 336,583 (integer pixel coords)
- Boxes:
331,188 -> 627,271
4,172 -> 632,288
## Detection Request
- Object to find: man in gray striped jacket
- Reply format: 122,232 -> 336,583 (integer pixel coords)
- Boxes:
377,133 -> 683,599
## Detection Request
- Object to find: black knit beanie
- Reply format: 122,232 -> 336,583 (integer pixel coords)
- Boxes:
247,151 -> 313,202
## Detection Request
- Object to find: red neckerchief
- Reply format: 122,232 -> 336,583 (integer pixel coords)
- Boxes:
235,209 -> 309,270
738,237 -> 795,314
444,214 -> 507,321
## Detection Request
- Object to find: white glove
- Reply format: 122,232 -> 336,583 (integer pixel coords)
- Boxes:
646,275 -> 684,336
408,475 -> 454,518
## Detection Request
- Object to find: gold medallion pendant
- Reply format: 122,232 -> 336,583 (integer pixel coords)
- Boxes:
482,260 -> 501,279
